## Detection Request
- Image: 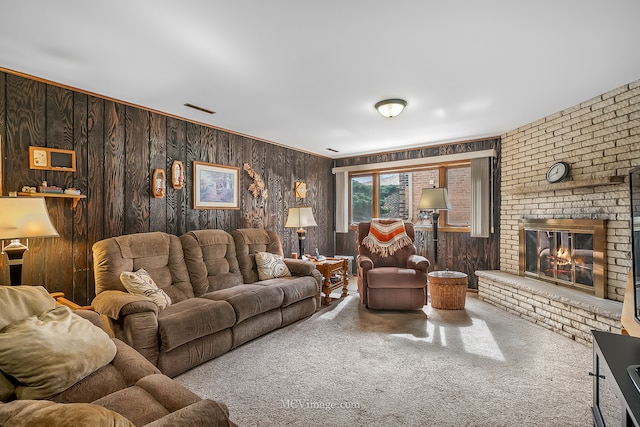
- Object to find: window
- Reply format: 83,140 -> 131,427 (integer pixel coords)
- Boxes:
351,176 -> 373,223
349,164 -> 471,229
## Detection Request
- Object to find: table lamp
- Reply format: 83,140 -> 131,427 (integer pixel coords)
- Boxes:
418,188 -> 451,270
285,207 -> 317,257
0,197 -> 59,285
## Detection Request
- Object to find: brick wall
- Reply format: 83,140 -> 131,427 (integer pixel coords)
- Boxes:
500,79 -> 640,302
411,169 -> 439,224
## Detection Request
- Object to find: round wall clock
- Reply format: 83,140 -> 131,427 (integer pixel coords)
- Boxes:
546,161 -> 570,183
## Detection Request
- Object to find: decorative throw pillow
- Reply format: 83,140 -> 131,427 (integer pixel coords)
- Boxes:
255,251 -> 292,280
120,268 -> 172,310
0,306 -> 117,400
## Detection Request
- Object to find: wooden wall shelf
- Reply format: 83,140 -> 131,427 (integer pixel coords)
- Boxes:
507,175 -> 625,194
17,192 -> 86,209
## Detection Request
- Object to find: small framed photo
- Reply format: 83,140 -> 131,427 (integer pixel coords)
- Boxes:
152,168 -> 166,199
171,160 -> 184,189
193,161 -> 240,209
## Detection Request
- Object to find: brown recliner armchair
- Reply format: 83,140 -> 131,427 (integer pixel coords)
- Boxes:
357,221 -> 430,310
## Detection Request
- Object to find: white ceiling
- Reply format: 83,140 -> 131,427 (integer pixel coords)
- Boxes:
1,1 -> 639,159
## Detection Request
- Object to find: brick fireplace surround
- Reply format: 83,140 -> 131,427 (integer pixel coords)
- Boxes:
477,79 -> 640,344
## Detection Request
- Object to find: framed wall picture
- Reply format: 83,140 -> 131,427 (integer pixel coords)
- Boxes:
29,146 -> 76,172
171,160 -> 184,189
193,161 -> 240,209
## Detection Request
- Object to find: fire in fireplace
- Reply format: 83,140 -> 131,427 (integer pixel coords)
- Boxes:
519,219 -> 607,297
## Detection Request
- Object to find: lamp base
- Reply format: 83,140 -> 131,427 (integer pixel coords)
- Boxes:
297,228 -> 306,257
431,212 -> 440,271
3,239 -> 28,286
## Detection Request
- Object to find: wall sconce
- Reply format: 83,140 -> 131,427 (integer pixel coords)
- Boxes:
418,188 -> 451,270
0,197 -> 59,285
375,99 -> 407,118
294,182 -> 307,198
285,207 -> 317,257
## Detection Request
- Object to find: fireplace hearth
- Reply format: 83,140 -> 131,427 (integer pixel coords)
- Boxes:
518,219 -> 607,297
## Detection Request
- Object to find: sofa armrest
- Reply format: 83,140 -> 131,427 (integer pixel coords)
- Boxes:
73,309 -> 104,329
407,254 -> 430,273
92,290 -> 158,320
283,258 -> 316,276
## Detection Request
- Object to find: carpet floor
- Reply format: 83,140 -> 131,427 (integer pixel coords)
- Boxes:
175,284 -> 594,426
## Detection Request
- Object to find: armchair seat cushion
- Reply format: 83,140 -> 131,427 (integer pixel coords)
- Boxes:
366,267 -> 427,289
202,285 -> 284,323
158,299 -> 236,352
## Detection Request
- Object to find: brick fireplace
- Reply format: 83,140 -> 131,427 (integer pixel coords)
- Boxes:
476,80 -> 640,343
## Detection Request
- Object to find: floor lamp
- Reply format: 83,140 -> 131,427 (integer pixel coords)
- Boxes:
418,188 -> 451,270
0,197 -> 59,285
285,207 -> 317,257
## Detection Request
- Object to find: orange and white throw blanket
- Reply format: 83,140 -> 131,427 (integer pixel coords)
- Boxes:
361,220 -> 412,257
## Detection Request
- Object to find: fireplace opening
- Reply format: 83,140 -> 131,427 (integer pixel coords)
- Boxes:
519,219 -> 606,297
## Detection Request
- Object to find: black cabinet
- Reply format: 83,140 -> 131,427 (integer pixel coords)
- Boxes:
592,331 -> 640,426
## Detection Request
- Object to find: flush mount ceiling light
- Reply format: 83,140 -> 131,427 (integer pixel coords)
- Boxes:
375,99 -> 407,118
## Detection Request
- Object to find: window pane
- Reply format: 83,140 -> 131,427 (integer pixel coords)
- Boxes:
351,176 -> 373,223
411,170 -> 440,227
445,167 -> 471,226
378,173 -> 410,220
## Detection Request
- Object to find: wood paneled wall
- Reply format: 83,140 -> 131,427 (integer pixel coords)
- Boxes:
0,71 -> 334,305
334,138 -> 501,288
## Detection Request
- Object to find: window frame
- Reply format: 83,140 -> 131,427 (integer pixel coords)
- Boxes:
348,161 -> 471,233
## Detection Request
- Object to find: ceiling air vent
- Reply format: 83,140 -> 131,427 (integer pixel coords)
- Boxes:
184,103 -> 215,114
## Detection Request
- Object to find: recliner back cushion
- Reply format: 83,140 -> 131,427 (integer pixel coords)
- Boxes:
180,230 -> 243,295
357,221 -> 417,268
93,232 -> 194,303
231,229 -> 284,283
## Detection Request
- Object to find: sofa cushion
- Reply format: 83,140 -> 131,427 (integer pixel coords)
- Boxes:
202,284 -> 285,323
0,373 -> 14,402
93,232 -> 194,303
158,299 -> 236,352
0,400 -> 134,427
255,251 -> 291,280
0,306 -> 117,400
231,228 -> 284,283
92,373 -> 212,427
120,268 -> 172,310
180,230 -> 244,295
256,276 -> 319,307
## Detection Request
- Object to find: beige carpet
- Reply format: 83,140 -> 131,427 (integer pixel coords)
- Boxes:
175,284 -> 594,426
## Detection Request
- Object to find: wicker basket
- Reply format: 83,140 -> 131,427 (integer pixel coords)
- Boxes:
428,271 -> 468,310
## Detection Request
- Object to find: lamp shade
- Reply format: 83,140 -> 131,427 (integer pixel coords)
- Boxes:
285,207 -> 317,228
375,99 -> 407,118
0,197 -> 59,240
418,188 -> 452,210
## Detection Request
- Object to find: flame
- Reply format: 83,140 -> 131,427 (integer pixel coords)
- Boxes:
556,247 -> 571,264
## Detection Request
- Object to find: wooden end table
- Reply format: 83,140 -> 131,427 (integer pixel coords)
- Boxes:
312,258 -> 349,305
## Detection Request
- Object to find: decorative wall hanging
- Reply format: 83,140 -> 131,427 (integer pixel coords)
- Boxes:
193,161 -> 240,210
171,160 -> 184,189
243,163 -> 268,199
294,181 -> 307,198
152,169 -> 166,199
